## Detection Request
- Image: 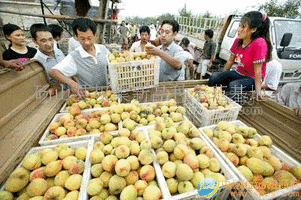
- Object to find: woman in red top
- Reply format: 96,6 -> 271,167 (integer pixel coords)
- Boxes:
209,11 -> 272,100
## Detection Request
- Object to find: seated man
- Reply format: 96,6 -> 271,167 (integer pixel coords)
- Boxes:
261,59 -> 282,97
145,20 -> 185,82
48,18 -> 110,97
130,26 -> 150,53
276,82 -> 301,118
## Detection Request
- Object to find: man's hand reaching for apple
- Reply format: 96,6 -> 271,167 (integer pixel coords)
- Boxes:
145,43 -> 161,56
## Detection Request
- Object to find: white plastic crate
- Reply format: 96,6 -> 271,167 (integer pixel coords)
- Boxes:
39,109 -> 121,146
199,120 -> 301,200
142,125 -> 239,200
183,89 -> 242,127
83,132 -> 169,200
1,140 -> 94,200
108,58 -> 160,93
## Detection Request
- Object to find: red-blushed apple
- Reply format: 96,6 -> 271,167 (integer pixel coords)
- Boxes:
64,120 -> 76,129
75,128 -> 86,136
67,127 -> 77,137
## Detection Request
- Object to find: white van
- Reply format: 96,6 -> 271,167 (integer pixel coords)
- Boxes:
215,15 -> 301,83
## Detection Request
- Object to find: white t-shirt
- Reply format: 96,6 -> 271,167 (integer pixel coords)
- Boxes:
178,51 -> 193,80
68,37 -> 81,54
130,41 -> 145,53
53,44 -> 109,77
262,60 -> 282,96
150,28 -> 157,41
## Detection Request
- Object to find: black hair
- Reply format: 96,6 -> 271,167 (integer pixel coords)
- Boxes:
2,23 -> 21,38
30,23 -> 51,40
180,37 -> 190,47
71,17 -> 96,36
48,24 -> 63,39
139,26 -> 150,35
161,20 -> 179,33
237,11 -> 272,61
205,29 -> 214,38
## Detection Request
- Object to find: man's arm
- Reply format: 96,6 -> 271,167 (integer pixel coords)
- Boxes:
48,69 -> 85,97
208,43 -> 216,69
145,44 -> 182,70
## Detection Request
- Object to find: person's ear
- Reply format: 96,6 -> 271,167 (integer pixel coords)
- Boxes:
251,27 -> 257,33
75,35 -> 79,41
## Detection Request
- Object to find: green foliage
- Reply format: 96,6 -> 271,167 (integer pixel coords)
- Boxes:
258,0 -> 301,18
125,13 -> 175,27
202,11 -> 211,18
179,3 -> 192,17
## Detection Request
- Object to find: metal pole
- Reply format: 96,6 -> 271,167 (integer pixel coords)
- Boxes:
40,0 -> 47,25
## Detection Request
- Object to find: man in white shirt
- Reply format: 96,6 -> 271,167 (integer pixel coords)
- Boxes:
68,36 -> 81,54
261,60 -> 282,97
130,26 -> 150,53
48,24 -> 64,51
178,50 -> 194,80
149,24 -> 157,44
48,18 -> 110,97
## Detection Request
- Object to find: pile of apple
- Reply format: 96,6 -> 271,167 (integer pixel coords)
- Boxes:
202,121 -> 301,196
108,51 -> 156,64
188,85 -> 233,110
87,128 -> 162,200
1,144 -> 88,199
48,99 -> 186,141
47,105 -> 123,140
122,99 -> 186,129
148,119 -> 227,196
65,90 -> 119,111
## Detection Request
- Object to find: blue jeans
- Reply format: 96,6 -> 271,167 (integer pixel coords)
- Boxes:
208,70 -> 255,101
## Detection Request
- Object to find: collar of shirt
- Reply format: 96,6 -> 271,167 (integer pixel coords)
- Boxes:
295,84 -> 301,94
36,48 -> 61,63
160,41 -> 175,51
77,44 -> 101,58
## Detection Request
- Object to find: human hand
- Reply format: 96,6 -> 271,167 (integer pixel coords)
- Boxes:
294,108 -> 301,118
3,60 -> 24,71
145,43 -> 160,55
69,82 -> 86,99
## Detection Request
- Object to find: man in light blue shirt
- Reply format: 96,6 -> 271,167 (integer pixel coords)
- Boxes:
145,20 -> 185,82
30,24 -> 66,89
31,24 -> 65,74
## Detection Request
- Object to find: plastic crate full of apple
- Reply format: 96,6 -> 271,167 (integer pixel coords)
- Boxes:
183,85 -> 242,127
108,51 -> 160,93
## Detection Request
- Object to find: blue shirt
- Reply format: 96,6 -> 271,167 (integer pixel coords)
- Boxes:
33,48 -> 65,73
159,42 -> 185,82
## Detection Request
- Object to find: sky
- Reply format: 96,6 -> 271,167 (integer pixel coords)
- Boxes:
91,0 -> 270,18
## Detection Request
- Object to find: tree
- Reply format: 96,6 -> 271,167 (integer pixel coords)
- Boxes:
202,11 -> 211,18
258,0 -> 301,18
157,13 -> 175,23
179,3 -> 192,17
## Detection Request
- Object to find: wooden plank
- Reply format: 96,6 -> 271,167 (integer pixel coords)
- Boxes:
0,9 -> 117,24
0,92 -> 65,186
239,98 -> 301,162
